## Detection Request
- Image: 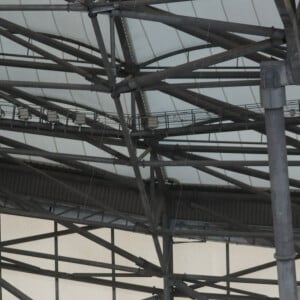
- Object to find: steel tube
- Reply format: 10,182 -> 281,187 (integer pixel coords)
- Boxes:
110,9 -> 284,38
54,222 -> 59,300
0,278 -> 33,300
0,262 -> 162,295
0,80 -> 108,92
0,17 -> 105,68
0,4 -> 83,11
5,147 -> 300,167
261,61 -> 298,300
264,107 -> 298,300
116,39 -> 279,93
163,208 -> 173,300
111,229 -> 116,300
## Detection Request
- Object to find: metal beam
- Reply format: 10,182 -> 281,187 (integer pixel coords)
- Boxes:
0,0 -> 195,12
116,39 -> 281,93
155,144 -> 300,155
114,16 -> 148,120
2,115 -> 300,140
0,90 -> 48,122
99,13 -> 165,268
0,225 -> 95,245
110,9 -> 284,38
0,135 -> 134,188
0,89 -> 128,163
155,149 -> 300,189
178,274 -> 300,286
158,83 -> 300,152
0,262 -> 161,295
57,221 -> 161,275
274,0 -> 300,81
4,87 -> 115,132
198,282 -> 273,299
173,280 -> 207,299
140,43 -> 213,67
139,6 -> 273,63
0,4 -> 84,12
0,278 -> 33,300
0,17 -> 106,68
0,246 -> 139,274
0,27 -> 109,90
90,14 -> 114,84
152,79 -> 260,89
0,80 -> 107,92
5,147 -> 300,167
179,255 -> 294,291
0,119 -> 122,138
0,184 -> 162,278
0,58 -> 108,76
0,152 -> 148,229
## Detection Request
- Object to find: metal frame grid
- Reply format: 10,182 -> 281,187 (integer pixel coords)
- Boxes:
0,1 -> 297,299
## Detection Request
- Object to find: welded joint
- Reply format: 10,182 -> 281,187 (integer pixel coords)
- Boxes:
271,26 -> 286,40
261,61 -> 289,88
138,147 -> 152,161
88,3 -> 117,15
260,61 -> 291,109
275,252 -> 297,261
128,79 -> 139,90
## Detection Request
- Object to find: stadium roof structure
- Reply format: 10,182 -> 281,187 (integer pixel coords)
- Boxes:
0,0 -> 299,299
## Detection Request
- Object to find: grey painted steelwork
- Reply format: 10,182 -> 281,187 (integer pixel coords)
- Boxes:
116,39 -> 280,94
162,206 -> 173,300
54,222 -> 59,300
0,1 -> 298,299
0,278 -> 33,300
261,61 -> 298,300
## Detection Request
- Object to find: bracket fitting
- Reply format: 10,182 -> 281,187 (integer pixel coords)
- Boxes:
260,61 -> 291,109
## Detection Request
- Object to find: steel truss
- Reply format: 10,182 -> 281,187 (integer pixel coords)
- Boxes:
0,1 -> 297,299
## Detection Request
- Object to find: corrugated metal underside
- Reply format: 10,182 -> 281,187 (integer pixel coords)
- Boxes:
0,160 -> 300,229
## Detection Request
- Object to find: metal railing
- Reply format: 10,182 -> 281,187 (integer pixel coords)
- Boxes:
0,99 -> 299,131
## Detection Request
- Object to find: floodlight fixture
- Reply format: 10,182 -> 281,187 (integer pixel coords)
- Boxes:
289,109 -> 296,117
47,110 -> 59,123
146,115 -> 159,129
18,107 -> 31,121
74,112 -> 86,126
47,110 -> 59,129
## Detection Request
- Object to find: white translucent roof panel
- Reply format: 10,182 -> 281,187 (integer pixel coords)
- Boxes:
126,18 -> 204,63
146,90 -> 199,112
0,8 -> 124,61
162,0 -> 282,27
0,0 -> 297,188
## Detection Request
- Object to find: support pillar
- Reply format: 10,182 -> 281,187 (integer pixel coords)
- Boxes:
226,240 -> 230,296
162,207 -> 173,300
0,215 -> 2,300
111,228 -> 116,300
260,61 -> 298,300
54,221 -> 59,300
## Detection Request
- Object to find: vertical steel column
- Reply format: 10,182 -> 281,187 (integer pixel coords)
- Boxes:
226,240 -> 230,296
54,222 -> 59,300
150,151 -> 157,215
111,228 -> 116,300
131,92 -> 137,132
260,61 -> 298,300
110,15 -> 116,79
0,215 -> 2,300
162,207 -> 173,300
